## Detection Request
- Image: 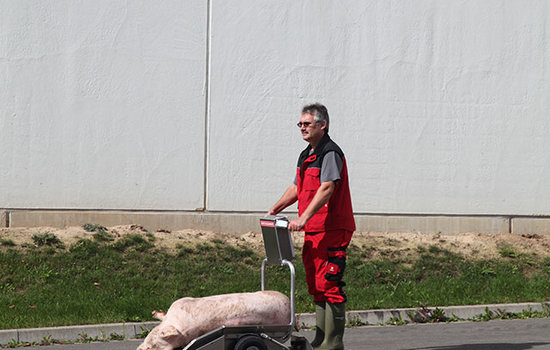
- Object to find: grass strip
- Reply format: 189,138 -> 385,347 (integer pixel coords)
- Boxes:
1,231 -> 549,329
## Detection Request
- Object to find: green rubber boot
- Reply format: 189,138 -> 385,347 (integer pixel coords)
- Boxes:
317,302 -> 346,350
310,302 -> 326,348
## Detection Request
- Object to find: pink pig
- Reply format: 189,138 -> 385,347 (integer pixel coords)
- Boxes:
137,291 -> 290,350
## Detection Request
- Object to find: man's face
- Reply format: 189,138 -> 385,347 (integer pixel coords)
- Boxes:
299,113 -> 325,145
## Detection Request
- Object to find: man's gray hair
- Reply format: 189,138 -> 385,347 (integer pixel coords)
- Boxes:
302,103 -> 329,133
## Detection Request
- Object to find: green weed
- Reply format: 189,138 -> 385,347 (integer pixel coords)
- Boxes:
0,238 -> 16,247
347,315 -> 367,327
386,315 -> 408,326
499,247 -> 519,258
31,233 -> 64,248
93,230 -> 115,243
83,224 -> 108,232
112,234 -> 154,252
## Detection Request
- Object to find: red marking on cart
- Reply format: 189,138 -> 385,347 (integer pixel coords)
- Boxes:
260,220 -> 275,228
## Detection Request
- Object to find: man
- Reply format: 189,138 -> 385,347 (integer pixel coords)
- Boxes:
267,103 -> 355,350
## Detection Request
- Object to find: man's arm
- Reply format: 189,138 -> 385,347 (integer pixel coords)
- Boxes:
267,184 -> 298,216
288,181 -> 335,231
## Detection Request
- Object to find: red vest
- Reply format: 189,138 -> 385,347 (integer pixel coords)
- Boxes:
296,135 -> 356,232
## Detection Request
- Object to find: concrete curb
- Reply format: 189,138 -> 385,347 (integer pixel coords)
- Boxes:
0,322 -> 159,346
345,301 -> 550,327
1,302 -> 549,346
296,301 -> 550,329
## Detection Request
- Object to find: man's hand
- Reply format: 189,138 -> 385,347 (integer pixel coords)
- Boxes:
288,217 -> 307,231
288,181 -> 335,231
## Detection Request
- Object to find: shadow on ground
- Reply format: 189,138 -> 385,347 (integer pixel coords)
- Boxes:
407,343 -> 550,350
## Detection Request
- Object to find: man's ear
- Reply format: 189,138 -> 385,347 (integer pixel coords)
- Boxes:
158,325 -> 181,340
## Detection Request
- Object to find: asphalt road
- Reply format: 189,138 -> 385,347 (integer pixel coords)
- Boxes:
5,318 -> 550,350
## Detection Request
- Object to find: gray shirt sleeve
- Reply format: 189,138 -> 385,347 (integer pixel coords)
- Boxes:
321,151 -> 343,183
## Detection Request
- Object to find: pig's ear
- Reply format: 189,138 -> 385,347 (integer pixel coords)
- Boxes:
152,310 -> 166,321
158,325 -> 181,340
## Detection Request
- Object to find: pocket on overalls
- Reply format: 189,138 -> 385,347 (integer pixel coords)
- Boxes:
324,247 -> 347,281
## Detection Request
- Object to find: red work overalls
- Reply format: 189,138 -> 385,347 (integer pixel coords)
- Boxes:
296,134 -> 355,303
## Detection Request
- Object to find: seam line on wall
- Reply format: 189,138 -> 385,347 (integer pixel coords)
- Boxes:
203,0 -> 213,211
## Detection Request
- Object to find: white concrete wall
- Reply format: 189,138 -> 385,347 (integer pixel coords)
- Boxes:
1,1 -> 207,210
2,1 -> 550,217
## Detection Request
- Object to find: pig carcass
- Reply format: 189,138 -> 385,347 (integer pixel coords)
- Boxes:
137,290 -> 290,350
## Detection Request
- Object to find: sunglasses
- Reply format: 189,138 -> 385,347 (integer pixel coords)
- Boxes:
297,121 -> 317,128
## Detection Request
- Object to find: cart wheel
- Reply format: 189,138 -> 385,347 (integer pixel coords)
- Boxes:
234,335 -> 268,350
